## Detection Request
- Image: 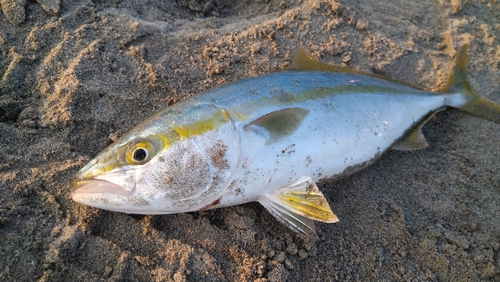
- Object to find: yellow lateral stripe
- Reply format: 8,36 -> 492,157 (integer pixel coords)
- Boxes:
227,109 -> 248,121
172,108 -> 233,139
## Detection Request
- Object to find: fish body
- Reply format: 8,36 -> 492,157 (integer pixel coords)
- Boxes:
71,45 -> 500,235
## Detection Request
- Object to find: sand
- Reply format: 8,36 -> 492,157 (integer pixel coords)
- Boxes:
1,0 -> 499,281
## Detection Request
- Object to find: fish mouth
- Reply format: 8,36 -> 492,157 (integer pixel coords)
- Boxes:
70,179 -> 133,201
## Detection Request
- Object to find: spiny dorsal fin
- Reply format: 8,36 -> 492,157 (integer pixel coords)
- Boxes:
243,108 -> 309,144
258,176 -> 338,236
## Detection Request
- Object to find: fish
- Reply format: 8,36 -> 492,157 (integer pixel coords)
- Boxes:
70,44 -> 500,235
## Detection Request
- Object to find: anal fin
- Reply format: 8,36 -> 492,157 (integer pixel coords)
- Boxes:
392,125 -> 428,151
258,176 -> 338,236
392,110 -> 444,151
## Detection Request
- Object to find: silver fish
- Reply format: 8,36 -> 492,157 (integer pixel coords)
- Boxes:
71,45 -> 500,235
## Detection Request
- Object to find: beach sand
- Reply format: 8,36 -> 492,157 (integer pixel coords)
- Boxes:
1,0 -> 499,280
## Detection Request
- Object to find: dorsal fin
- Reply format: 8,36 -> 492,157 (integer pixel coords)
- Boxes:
291,46 -> 425,90
291,45 -> 350,72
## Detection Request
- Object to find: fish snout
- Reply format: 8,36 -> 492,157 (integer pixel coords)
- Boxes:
70,178 -> 134,203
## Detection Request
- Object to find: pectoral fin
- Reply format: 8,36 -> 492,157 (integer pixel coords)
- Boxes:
244,108 -> 309,144
258,176 -> 338,236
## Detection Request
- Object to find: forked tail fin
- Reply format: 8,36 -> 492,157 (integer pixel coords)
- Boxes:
445,44 -> 500,123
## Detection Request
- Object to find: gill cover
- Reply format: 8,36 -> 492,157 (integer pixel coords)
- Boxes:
156,106 -> 241,205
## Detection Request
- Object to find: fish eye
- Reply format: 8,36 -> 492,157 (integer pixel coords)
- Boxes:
132,148 -> 148,162
125,140 -> 156,165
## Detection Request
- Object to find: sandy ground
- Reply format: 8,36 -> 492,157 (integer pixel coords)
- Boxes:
1,0 -> 499,281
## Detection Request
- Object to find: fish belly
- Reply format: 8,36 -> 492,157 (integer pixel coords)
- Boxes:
223,91 -> 445,204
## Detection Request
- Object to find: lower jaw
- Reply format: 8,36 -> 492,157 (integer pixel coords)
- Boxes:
70,179 -> 133,200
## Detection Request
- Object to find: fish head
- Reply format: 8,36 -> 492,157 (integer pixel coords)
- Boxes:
70,130 -> 222,214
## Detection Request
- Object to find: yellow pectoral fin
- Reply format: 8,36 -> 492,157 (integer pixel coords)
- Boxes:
258,176 -> 338,236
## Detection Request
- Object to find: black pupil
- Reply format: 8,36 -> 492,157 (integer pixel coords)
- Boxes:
133,148 -> 147,162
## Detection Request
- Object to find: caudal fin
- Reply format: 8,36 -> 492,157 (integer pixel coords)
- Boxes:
445,44 -> 500,123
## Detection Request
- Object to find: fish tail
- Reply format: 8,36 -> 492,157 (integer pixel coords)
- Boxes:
444,44 -> 500,123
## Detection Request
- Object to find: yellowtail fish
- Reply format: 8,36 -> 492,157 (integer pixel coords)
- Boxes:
71,45 -> 500,235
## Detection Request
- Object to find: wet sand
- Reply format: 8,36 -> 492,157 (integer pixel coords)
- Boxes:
1,0 -> 499,281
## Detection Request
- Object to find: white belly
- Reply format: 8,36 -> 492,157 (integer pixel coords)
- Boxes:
220,92 -> 445,205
